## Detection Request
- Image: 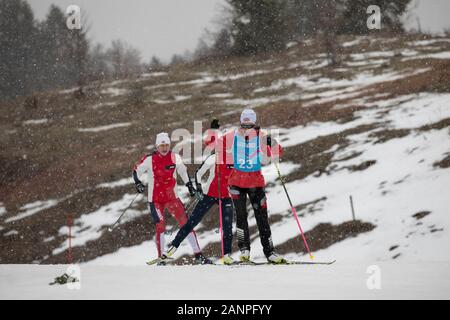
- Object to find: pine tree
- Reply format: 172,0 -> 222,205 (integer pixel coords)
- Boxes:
226,0 -> 289,55
149,56 -> 163,70
32,5 -> 89,93
0,0 -> 37,100
212,29 -> 232,55
68,26 -> 89,89
39,5 -> 75,88
338,0 -> 411,34
285,0 -> 322,38
38,6 -> 65,88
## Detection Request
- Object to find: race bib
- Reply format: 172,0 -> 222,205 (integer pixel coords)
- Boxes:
233,133 -> 261,172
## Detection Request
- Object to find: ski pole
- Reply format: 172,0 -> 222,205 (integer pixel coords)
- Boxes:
108,193 -> 141,232
216,163 -> 225,259
210,122 -> 225,259
185,197 -> 199,215
268,145 -> 314,260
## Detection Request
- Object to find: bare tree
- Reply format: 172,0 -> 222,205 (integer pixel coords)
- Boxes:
86,43 -> 109,82
106,40 -> 142,79
319,1 -> 343,66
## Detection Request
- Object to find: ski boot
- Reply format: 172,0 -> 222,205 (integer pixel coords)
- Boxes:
239,249 -> 251,263
194,252 -> 213,265
267,252 -> 288,264
155,245 -> 177,266
162,245 -> 177,259
221,254 -> 235,265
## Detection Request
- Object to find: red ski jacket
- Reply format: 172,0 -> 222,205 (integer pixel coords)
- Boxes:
195,153 -> 233,199
204,128 -> 282,189
133,151 -> 190,203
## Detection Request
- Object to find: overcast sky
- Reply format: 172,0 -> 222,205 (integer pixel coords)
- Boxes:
29,0 -> 225,63
28,0 -> 450,63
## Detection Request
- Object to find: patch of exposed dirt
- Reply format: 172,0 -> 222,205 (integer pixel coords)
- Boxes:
45,213 -> 154,264
334,151 -> 363,162
0,185 -> 147,263
294,197 -> 327,217
412,211 -> 431,220
344,160 -> 377,172
433,154 -> 450,169
369,129 -> 411,144
419,118 -> 450,132
274,220 -> 376,255
256,98 -> 365,130
283,124 -> 378,182
370,60 -> 450,95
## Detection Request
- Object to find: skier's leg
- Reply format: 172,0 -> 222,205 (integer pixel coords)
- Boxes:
170,196 -> 215,249
220,198 -> 234,255
168,198 -> 201,254
149,202 -> 166,257
229,186 -> 250,253
248,187 -> 274,258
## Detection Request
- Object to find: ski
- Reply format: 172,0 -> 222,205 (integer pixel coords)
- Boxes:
217,259 -> 336,266
287,260 -> 336,265
146,257 -> 215,266
146,257 -> 174,266
257,259 -> 336,265
146,258 -> 336,266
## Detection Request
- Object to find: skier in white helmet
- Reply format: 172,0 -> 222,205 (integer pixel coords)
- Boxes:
132,132 -> 211,265
220,109 -> 288,264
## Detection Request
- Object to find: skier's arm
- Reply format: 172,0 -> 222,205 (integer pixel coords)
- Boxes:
204,119 -> 221,148
195,154 -> 215,193
174,153 -> 190,185
269,135 -> 283,157
261,132 -> 283,159
132,171 -> 145,193
174,153 -> 198,197
132,155 -> 152,193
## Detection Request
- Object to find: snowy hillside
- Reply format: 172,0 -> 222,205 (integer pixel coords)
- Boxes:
1,34 -> 450,275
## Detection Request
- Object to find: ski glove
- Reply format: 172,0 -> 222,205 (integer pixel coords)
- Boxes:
210,119 -> 220,129
266,135 -> 272,147
135,182 -> 146,194
186,181 -> 196,197
195,183 -> 204,201
196,183 -> 203,195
